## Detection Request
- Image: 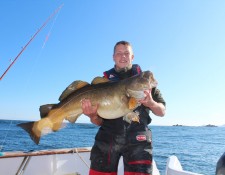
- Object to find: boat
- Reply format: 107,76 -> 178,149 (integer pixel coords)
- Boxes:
0,147 -> 159,175
0,147 -> 203,175
166,156 -> 203,175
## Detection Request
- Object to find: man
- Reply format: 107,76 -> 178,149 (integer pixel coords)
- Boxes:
81,41 -> 166,175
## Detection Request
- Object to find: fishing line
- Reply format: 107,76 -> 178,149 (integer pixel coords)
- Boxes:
42,4 -> 61,49
23,5 -> 62,92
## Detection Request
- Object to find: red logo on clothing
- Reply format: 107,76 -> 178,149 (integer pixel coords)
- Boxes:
136,135 -> 146,141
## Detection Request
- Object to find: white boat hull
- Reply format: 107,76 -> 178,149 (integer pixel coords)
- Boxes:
0,147 -> 160,175
0,147 -> 204,175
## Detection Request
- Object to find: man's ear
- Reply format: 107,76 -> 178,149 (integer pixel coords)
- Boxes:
131,54 -> 134,61
113,54 -> 116,62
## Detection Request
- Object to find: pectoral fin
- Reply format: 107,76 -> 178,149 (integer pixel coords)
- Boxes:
123,112 -> 140,124
131,116 -> 140,123
128,97 -> 138,110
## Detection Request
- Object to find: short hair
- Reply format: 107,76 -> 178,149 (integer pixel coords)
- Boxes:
113,41 -> 133,54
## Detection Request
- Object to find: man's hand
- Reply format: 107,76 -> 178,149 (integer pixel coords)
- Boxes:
139,89 -> 165,117
81,99 -> 103,125
139,89 -> 154,107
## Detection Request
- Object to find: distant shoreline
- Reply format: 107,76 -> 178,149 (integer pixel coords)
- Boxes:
0,119 -> 224,127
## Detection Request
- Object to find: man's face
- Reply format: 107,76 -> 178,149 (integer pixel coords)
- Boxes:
113,44 -> 134,69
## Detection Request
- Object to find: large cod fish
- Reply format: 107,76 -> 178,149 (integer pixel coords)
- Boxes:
18,71 -> 157,144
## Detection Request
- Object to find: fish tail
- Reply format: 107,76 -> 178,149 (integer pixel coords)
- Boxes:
17,122 -> 41,145
39,104 -> 56,118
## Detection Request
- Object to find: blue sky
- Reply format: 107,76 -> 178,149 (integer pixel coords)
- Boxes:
0,1 -> 225,126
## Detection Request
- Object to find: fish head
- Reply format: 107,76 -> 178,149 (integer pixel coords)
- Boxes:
142,71 -> 158,89
127,71 -> 157,91
125,71 -> 157,99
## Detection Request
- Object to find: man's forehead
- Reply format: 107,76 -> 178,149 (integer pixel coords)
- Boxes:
115,45 -> 132,51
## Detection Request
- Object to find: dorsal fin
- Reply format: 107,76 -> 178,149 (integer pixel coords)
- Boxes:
91,77 -> 109,84
59,80 -> 89,101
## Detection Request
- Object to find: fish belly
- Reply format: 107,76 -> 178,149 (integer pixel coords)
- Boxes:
97,94 -> 131,119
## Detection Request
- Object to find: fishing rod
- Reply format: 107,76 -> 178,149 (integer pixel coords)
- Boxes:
0,3 -> 64,81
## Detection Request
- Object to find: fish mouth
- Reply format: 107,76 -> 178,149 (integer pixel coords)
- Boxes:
127,89 -> 147,100
150,81 -> 158,89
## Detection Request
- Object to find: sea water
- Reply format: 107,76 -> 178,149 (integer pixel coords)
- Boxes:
0,120 -> 224,175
